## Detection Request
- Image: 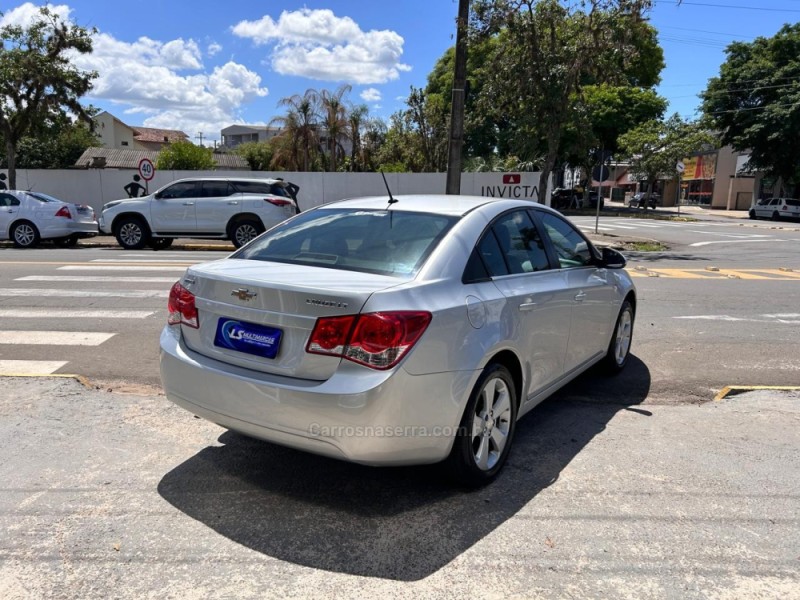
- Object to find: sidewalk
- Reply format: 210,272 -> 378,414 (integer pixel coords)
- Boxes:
0,376 -> 797,598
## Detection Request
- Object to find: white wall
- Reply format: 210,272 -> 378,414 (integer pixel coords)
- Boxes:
11,169 -> 546,213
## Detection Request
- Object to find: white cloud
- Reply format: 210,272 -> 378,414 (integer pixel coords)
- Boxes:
207,42 -> 222,57
0,2 -> 72,27
360,88 -> 382,103
232,8 -> 410,84
70,30 -> 267,138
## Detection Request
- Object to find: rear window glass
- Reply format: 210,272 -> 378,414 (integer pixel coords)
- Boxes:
784,199 -> 800,207
233,209 -> 458,277
26,192 -> 61,203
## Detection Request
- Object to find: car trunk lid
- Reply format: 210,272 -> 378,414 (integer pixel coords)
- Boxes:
178,259 -> 405,380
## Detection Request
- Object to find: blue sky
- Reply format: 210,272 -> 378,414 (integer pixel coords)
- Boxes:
2,1 -> 798,145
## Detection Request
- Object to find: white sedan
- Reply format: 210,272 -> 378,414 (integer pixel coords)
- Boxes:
0,190 -> 98,248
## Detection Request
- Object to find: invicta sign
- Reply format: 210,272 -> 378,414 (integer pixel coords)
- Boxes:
479,173 -> 541,202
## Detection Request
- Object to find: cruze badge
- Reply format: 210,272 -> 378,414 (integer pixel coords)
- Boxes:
231,288 -> 257,301
306,298 -> 348,309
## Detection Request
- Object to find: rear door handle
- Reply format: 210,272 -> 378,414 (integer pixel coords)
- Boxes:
574,292 -> 586,302
227,201 -> 239,205
182,202 -> 195,206
519,302 -> 537,311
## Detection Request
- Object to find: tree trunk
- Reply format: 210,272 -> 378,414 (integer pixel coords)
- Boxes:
6,139 -> 17,190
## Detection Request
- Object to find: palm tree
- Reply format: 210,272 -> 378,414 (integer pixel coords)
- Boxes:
319,85 -> 352,172
348,104 -> 369,171
269,89 -> 320,171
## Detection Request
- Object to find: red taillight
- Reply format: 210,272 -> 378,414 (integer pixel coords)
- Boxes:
167,282 -> 199,328
55,206 -> 72,219
265,198 -> 292,207
306,311 -> 431,370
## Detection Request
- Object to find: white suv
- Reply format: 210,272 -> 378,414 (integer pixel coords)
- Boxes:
99,177 -> 300,249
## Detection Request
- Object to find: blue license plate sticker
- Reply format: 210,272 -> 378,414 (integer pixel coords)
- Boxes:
214,318 -> 282,359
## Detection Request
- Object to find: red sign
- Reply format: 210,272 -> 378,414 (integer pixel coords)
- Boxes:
503,173 -> 521,185
138,158 -> 155,181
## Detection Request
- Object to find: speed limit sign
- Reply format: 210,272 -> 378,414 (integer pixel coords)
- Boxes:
138,158 -> 155,181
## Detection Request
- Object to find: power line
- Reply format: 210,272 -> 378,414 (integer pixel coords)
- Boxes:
655,1 -> 800,12
658,25 -> 754,39
710,101 -> 800,115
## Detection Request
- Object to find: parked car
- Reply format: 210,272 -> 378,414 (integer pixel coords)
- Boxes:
159,195 -> 636,486
582,190 -> 605,210
0,190 -> 98,248
550,187 -> 577,210
99,177 -> 300,250
629,192 -> 658,209
749,197 -> 800,221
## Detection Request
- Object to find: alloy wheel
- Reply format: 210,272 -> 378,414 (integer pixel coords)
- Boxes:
471,376 -> 512,471
615,308 -> 633,365
119,222 -> 143,246
235,224 -> 259,246
14,224 -> 36,247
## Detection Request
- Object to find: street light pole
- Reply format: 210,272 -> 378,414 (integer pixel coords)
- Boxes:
445,0 -> 469,195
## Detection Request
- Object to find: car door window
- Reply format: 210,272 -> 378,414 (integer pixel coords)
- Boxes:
539,213 -> 594,268
200,181 -> 233,197
0,194 -> 19,207
159,182 -> 198,199
232,181 -> 271,194
492,211 -> 551,274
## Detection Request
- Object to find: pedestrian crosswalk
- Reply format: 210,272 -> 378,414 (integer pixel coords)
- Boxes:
0,250 -> 228,377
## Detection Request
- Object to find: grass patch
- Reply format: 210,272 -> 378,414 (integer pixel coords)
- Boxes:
625,241 -> 668,252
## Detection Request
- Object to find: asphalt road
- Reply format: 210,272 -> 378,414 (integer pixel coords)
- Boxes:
1,210 -> 798,401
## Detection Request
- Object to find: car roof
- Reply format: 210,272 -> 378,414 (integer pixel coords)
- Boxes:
323,194 -> 552,217
172,177 -> 285,185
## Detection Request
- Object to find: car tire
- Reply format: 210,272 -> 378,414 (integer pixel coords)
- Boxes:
749,210 -> 756,220
771,211 -> 780,221
149,238 -> 173,250
115,217 -> 150,250
446,363 -> 518,487
53,235 -> 79,248
602,299 -> 635,374
11,221 -> 41,249
230,219 -> 264,248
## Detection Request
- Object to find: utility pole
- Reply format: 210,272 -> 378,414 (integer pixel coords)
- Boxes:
195,132 -> 204,146
445,0 -> 469,195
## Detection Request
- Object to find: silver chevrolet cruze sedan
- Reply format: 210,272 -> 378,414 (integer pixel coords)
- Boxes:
160,195 -> 636,485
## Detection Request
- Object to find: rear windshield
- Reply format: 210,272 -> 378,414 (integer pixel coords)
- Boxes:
233,208 -> 458,277
26,192 -> 61,203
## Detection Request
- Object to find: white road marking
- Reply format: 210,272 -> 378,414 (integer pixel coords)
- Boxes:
16,276 -> 176,283
58,266 -> 187,272
0,331 -> 115,345
0,288 -> 168,298
674,315 -> 800,324
762,313 -> 800,318
690,239 -> 792,247
0,360 -> 68,374
0,309 -> 154,319
579,226 -> 615,231
90,259 -> 197,264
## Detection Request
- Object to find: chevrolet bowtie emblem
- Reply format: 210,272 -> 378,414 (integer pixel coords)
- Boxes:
231,288 -> 257,301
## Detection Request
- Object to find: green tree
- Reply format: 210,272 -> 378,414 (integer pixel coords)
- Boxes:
235,141 -> 275,171
618,115 -> 717,209
6,119 -> 98,169
320,84 -> 351,172
701,24 -> 800,194
471,0 -> 660,200
270,89 -> 320,172
0,7 -> 97,188
156,140 -> 215,170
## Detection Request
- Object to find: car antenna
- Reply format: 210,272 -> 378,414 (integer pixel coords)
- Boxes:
380,171 -> 398,207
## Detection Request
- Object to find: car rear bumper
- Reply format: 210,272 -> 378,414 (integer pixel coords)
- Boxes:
159,326 -> 475,466
67,222 -> 99,237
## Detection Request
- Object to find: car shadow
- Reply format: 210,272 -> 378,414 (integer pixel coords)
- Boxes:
157,356 -> 651,581
625,252 -> 711,262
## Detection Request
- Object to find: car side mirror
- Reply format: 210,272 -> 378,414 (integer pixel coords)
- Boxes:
599,247 -> 626,269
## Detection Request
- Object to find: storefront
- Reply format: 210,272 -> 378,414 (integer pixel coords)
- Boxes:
679,153 -> 717,205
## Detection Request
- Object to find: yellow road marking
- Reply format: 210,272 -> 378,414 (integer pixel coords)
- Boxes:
0,373 -> 91,388
629,268 -> 800,280
714,385 -> 800,401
